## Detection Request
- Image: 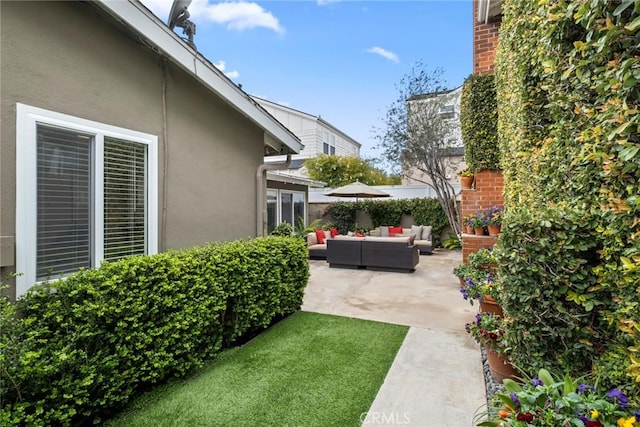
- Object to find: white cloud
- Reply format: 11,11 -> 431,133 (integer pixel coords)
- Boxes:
366,46 -> 399,63
139,1 -> 284,34
317,0 -> 340,6
201,1 -> 284,34
213,60 -> 240,79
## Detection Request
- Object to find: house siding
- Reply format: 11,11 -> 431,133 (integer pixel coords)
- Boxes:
0,1 -> 265,298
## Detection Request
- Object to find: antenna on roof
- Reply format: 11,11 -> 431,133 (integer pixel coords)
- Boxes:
167,0 -> 196,49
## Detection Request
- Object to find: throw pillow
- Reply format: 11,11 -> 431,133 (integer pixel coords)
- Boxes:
315,229 -> 325,244
380,226 -> 390,237
421,225 -> 433,241
324,230 -> 332,240
330,227 -> 339,237
356,232 -> 365,237
410,225 -> 423,239
408,235 -> 416,245
389,232 -> 397,237
389,226 -> 403,234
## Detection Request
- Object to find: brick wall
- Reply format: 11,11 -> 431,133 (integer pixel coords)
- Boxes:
461,170 -> 504,262
473,0 -> 501,74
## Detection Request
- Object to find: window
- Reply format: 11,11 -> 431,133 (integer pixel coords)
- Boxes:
16,104 -> 158,296
439,104 -> 455,120
322,130 -> 336,155
266,189 -> 306,230
266,189 -> 278,234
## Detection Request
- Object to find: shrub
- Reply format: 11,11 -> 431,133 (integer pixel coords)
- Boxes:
0,237 -> 309,425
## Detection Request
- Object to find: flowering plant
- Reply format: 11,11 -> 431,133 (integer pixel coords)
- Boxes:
466,312 -> 507,353
460,168 -> 474,177
479,368 -> 640,427
471,213 -> 488,228
485,206 -> 504,226
468,248 -> 497,268
460,271 -> 499,303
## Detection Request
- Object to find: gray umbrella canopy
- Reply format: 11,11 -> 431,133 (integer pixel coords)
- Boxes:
325,181 -> 391,199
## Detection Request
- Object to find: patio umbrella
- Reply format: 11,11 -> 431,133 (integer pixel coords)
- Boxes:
324,181 -> 391,200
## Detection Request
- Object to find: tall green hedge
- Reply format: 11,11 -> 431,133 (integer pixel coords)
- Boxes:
496,0 -> 639,399
0,237 -> 309,425
460,73 -> 500,172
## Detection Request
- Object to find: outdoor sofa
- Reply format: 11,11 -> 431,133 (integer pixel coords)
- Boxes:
326,235 -> 419,272
368,225 -> 433,255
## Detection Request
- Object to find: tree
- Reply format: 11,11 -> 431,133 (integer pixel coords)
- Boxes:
374,63 -> 461,236
303,155 -> 400,188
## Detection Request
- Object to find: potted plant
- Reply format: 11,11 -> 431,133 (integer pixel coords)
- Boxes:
453,263 -> 479,287
459,169 -> 474,190
465,312 -> 516,381
460,271 -> 502,314
463,214 -> 475,234
471,213 -> 487,235
468,247 -> 497,270
485,206 -> 503,236
479,368 -> 640,426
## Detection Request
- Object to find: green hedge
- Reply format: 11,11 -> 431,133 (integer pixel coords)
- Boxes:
460,73 -> 500,172
495,205 -> 612,375
0,237 -> 309,425
496,0 -> 639,400
324,198 -> 449,244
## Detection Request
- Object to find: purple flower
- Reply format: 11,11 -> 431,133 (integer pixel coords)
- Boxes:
532,378 -> 542,387
510,392 -> 519,406
579,415 -> 589,424
577,383 -> 595,394
634,411 -> 640,422
460,287 -> 468,300
607,388 -> 628,407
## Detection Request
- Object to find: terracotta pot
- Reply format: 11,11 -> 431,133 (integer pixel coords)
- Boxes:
474,227 -> 485,236
459,277 -> 465,288
460,176 -> 474,190
480,295 -> 503,316
487,224 -> 501,236
486,348 -> 518,382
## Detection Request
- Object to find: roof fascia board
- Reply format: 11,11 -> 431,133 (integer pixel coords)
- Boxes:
316,117 -> 362,148
266,171 -> 325,188
95,0 -> 302,154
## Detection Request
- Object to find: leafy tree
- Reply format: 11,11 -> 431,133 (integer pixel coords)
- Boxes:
303,155 -> 400,188
374,62 -> 461,235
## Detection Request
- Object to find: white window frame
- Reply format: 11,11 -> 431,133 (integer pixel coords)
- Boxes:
16,103 -> 158,296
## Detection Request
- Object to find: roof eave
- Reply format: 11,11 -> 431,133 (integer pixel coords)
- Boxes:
94,0 -> 302,155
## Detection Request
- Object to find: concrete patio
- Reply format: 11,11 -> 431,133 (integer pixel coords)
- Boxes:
301,249 -> 487,426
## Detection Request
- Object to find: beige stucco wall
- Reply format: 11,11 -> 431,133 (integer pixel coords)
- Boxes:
1,2 -> 266,296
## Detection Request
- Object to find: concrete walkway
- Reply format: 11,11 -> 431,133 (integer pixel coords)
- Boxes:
301,250 -> 486,426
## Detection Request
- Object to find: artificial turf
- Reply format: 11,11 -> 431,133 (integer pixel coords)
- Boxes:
109,311 -> 408,427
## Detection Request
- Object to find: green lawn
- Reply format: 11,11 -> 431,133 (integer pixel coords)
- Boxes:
109,312 -> 408,427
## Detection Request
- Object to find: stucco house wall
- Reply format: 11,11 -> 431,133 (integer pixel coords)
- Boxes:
0,1 -> 292,298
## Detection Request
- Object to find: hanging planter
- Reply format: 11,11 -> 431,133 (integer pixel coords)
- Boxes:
459,169 -> 474,190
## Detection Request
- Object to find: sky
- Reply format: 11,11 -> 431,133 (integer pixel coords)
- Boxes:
139,0 -> 473,159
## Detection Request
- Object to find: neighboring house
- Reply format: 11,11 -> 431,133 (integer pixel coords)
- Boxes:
0,0 -> 302,299
254,97 -> 362,178
253,97 -> 361,229
402,86 -> 466,189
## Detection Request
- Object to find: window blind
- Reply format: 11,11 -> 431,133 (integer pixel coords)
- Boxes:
36,125 -> 91,280
103,137 -> 146,261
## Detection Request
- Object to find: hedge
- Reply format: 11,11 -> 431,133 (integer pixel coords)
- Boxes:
496,0 -> 639,400
0,237 -> 309,425
460,73 -> 500,172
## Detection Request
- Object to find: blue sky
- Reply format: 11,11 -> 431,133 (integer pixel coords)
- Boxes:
140,0 -> 473,158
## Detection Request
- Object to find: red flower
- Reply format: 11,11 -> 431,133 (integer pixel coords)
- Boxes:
516,413 -> 534,422
585,421 -> 604,427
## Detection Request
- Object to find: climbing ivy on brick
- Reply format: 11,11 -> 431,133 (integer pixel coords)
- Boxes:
496,0 -> 639,401
460,73 -> 500,172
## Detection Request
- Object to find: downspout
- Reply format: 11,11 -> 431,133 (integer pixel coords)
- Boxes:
256,154 -> 292,237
